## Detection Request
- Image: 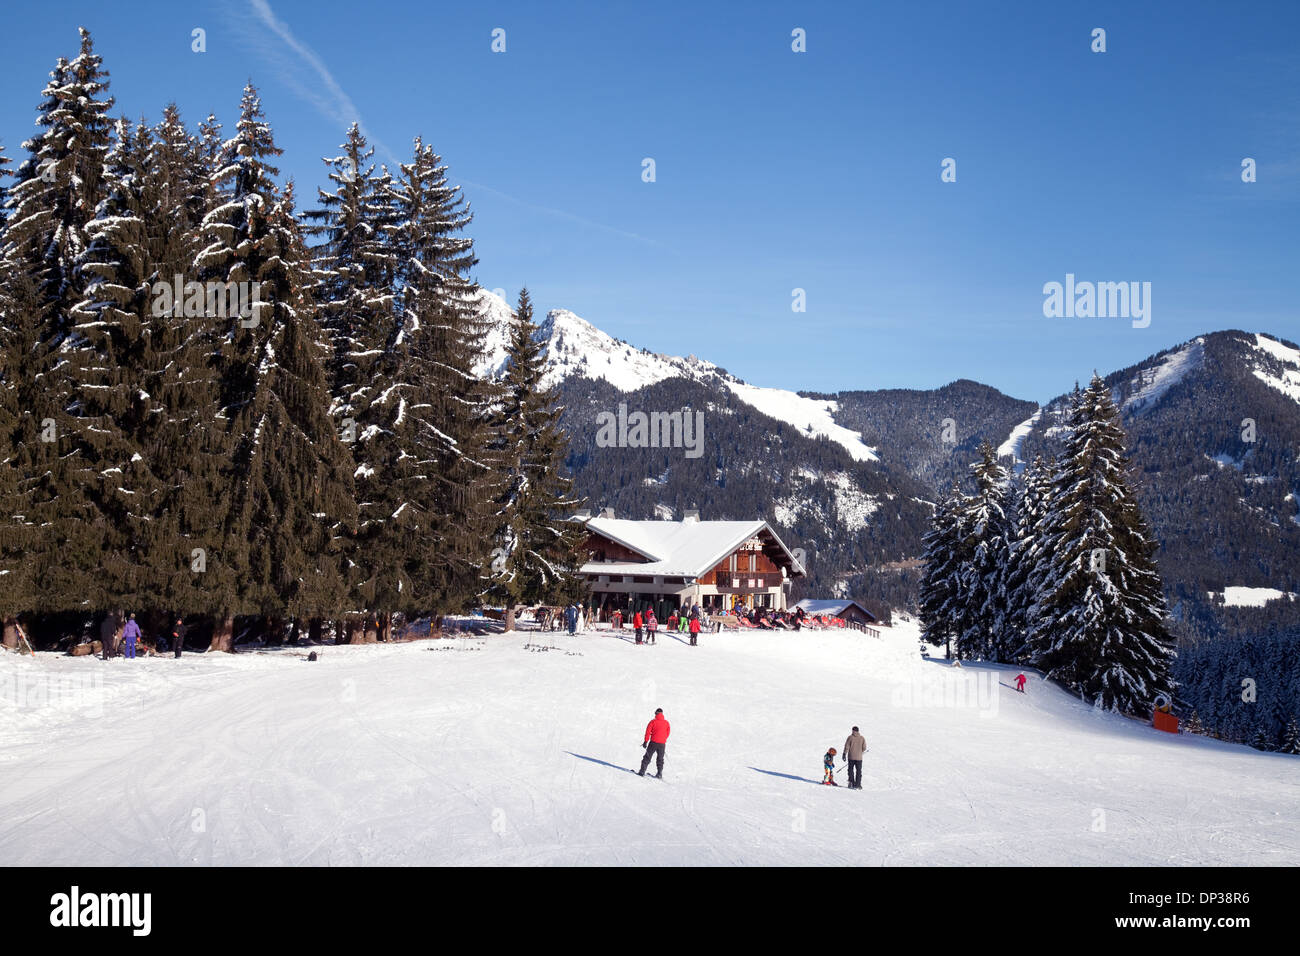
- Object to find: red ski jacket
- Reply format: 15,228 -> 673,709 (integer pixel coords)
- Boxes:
633,613 -> 642,628
644,715 -> 671,744
689,617 -> 701,634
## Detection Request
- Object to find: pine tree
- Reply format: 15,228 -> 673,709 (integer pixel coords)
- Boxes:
1004,454 -> 1054,661
1183,710 -> 1204,735
1,29 -> 115,613
918,483 -> 968,658
487,288 -> 587,630
195,85 -> 355,647
388,137 -> 495,615
1280,717 -> 1300,756
956,442 -> 1012,661
303,125 -> 407,639
1025,375 -> 1175,712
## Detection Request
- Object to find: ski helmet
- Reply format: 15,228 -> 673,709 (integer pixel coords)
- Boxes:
828,747 -> 837,755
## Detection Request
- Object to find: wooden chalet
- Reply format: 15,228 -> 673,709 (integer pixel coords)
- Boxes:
579,512 -> 806,620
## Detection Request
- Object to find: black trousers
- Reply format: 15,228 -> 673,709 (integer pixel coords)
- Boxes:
847,759 -> 862,787
639,742 -> 666,776
635,628 -> 643,643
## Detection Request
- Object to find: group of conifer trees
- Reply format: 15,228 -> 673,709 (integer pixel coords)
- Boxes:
0,29 -> 586,651
918,375 -> 1175,714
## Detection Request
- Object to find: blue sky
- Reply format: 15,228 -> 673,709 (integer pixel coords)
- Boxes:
2,0 -> 1297,402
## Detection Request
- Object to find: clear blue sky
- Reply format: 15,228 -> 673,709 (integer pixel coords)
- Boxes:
2,0 -> 1297,402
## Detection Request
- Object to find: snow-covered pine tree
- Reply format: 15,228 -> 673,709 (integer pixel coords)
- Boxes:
1,30 -> 115,613
955,442 -> 1012,661
388,137 -> 496,615
1280,717 -> 1300,756
1025,374 -> 1175,713
486,288 -> 587,630
195,85 -> 356,648
1182,710 -> 1204,735
918,482 -> 969,658
1004,454 -> 1054,661
303,125 -> 406,639
68,118 -> 162,608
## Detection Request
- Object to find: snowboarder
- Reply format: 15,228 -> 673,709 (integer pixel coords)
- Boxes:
823,747 -> 839,786
645,610 -> 658,644
843,726 -> 866,789
638,708 -> 670,778
172,619 -> 186,659
688,613 -> 701,646
122,614 -> 141,659
633,610 -> 643,644
1015,672 -> 1027,693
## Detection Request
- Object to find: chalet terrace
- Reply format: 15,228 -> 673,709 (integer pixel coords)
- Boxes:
577,511 -> 806,620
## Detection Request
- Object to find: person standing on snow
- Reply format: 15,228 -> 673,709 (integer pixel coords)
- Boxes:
564,604 -> 577,635
1015,672 -> 1027,693
633,609 -> 643,644
638,708 -> 671,778
843,726 -> 866,789
122,613 -> 142,659
172,618 -> 186,658
688,613 -> 701,646
645,609 -> 658,645
822,747 -> 839,786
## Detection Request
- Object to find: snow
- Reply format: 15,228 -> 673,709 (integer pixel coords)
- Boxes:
1121,338 -> 1204,413
476,300 -> 879,463
3,618 -> 1295,865
725,383 -> 879,463
1249,333 -> 1300,404
1211,586 -> 1296,607
996,408 -> 1042,473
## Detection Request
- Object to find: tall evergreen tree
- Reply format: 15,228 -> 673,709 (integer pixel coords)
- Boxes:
1004,453 -> 1054,660
955,443 -> 1012,661
1025,375 -> 1175,712
195,86 -> 355,648
388,137 -> 495,615
918,483 -> 968,658
304,124 -> 405,638
486,288 -> 587,630
1,29 -> 116,613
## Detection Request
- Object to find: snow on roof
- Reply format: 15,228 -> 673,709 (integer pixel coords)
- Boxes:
794,598 -> 878,621
581,516 -> 804,578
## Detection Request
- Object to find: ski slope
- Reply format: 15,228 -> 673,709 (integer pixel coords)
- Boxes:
1,620 -> 1296,866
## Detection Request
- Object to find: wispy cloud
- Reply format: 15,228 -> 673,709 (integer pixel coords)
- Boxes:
238,0 -> 660,247
244,0 -> 400,166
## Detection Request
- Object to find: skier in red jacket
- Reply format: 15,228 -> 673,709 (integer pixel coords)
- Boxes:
688,614 -> 701,646
638,708 -> 671,778
633,611 -> 643,644
1015,673 -> 1027,693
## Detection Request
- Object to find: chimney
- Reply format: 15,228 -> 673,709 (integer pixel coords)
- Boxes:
600,507 -> 615,519
683,509 -> 700,523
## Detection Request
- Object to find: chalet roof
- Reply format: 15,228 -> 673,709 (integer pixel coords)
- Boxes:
793,598 -> 878,622
580,517 -> 805,579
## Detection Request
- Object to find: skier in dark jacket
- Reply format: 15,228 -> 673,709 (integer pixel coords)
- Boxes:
172,619 -> 186,658
638,708 -> 671,778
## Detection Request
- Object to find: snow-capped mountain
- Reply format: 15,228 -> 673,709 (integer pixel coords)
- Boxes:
474,292 -> 1299,635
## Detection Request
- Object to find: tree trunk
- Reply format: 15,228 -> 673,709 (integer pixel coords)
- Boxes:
363,617 -> 379,643
345,618 -> 363,644
209,614 -> 235,653
309,617 -> 323,644
379,611 -> 391,642
2,617 -> 18,650
503,604 -> 517,633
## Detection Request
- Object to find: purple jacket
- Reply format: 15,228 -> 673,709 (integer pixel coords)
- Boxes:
123,620 -> 141,642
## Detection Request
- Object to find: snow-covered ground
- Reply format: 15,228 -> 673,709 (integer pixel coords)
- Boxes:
997,407 -> 1043,473
1,619 -> 1296,866
1211,586 -> 1297,608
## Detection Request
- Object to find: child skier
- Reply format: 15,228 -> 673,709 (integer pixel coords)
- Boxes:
688,613 -> 701,646
645,610 -> 658,644
633,610 -> 643,644
823,747 -> 839,786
